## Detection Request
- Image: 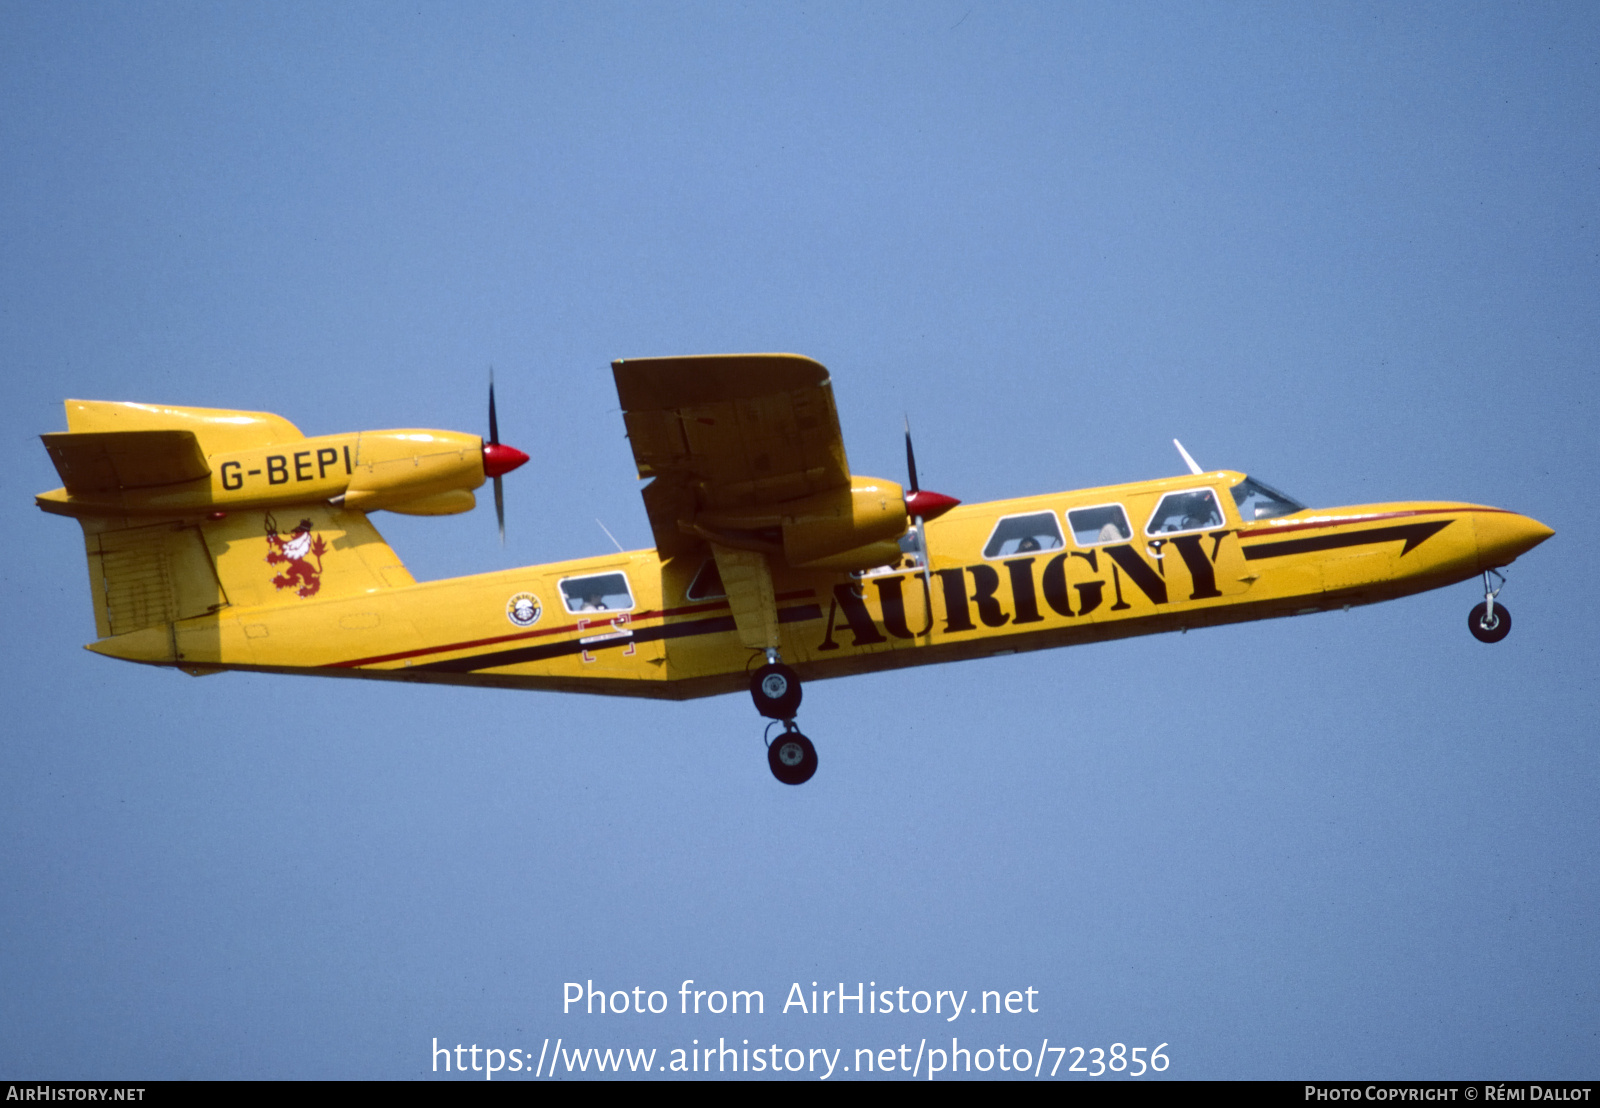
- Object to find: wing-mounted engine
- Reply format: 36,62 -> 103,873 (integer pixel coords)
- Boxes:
692,477 -> 909,572
36,400 -> 527,520
615,353 -> 940,573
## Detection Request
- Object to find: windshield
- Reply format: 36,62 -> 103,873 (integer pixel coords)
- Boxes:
1230,476 -> 1306,521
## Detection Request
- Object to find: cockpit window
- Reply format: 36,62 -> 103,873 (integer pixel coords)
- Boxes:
1146,489 -> 1225,535
982,511 -> 1065,558
1067,504 -> 1132,546
559,571 -> 635,613
1230,476 -> 1306,521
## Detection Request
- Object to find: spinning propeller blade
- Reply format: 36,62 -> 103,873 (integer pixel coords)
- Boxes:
481,368 -> 530,544
901,417 -> 960,634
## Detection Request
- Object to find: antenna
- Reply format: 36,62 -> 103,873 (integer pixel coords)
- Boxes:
1173,439 -> 1203,475
595,518 -> 625,553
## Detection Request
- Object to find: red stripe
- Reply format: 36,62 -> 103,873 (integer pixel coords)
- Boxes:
326,598 -> 734,668
1238,506 -> 1511,540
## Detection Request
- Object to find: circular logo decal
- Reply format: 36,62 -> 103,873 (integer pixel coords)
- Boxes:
506,592 -> 542,628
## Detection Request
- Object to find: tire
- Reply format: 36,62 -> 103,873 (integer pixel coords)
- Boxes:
750,662 -> 802,719
1468,601 -> 1512,644
768,731 -> 818,786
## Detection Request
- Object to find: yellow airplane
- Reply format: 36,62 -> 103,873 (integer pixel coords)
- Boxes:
35,354 -> 1554,785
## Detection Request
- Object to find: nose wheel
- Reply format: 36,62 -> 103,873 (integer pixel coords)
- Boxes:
1468,570 -> 1513,643
752,657 -> 816,784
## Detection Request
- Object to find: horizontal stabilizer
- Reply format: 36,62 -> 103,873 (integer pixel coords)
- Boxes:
42,430 -> 211,494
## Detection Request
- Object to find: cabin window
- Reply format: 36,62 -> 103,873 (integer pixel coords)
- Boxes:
559,571 -> 635,613
982,511 -> 1064,558
1067,504 -> 1132,546
686,559 -> 726,601
1230,476 -> 1306,521
1146,489 -> 1225,535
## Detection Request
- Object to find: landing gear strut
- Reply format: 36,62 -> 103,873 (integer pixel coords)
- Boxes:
1468,569 -> 1512,644
752,651 -> 815,784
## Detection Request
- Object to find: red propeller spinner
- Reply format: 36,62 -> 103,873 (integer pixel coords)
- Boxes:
482,441 -> 529,479
904,488 -> 959,521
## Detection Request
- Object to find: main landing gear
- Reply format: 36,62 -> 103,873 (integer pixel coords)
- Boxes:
751,654 -> 816,785
1468,569 -> 1513,644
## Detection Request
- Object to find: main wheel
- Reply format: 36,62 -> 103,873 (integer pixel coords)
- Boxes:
768,730 -> 818,785
750,662 -> 802,719
1468,601 -> 1512,643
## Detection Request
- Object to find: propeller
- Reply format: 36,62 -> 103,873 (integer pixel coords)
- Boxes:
481,369 -> 530,544
902,418 -> 960,634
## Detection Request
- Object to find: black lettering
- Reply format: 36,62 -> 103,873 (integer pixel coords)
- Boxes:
266,455 -> 288,484
1102,545 -> 1168,605
935,569 -> 975,633
294,451 -> 313,481
817,595 -> 842,651
967,564 -> 1010,628
316,447 -> 338,478
1003,558 -> 1043,624
827,584 -> 886,647
872,576 -> 917,640
247,469 -> 261,476
1147,539 -> 1168,577
220,461 -> 243,491
1041,553 -> 1075,617
343,445 -> 352,474
1170,534 -> 1222,600
1209,529 -> 1230,561
1074,580 -> 1105,615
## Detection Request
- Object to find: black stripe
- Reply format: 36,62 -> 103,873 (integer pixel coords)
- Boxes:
1241,519 -> 1452,561
412,604 -> 823,675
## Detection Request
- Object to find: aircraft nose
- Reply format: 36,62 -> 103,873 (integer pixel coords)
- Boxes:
1475,511 -> 1554,571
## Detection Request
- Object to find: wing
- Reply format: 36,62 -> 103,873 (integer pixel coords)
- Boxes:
613,353 -> 851,559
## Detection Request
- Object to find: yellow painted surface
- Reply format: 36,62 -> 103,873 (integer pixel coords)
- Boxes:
66,477 -> 1552,701
38,396 -> 1554,701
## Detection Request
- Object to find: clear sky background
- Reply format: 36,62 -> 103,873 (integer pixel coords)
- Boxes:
2,2 -> 1595,1080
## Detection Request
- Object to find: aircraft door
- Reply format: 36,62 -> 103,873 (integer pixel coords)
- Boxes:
553,560 -> 665,677
1140,487 -> 1253,603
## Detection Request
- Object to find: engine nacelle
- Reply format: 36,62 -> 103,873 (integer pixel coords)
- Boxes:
36,402 -> 499,520
694,476 -> 908,571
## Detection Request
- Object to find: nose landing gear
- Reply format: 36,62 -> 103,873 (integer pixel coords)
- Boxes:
1469,569 -> 1513,644
752,653 -> 815,784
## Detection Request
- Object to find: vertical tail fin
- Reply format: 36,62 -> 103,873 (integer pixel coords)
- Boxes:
71,506 -> 414,665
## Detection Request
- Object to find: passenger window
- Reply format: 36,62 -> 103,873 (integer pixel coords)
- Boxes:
1067,504 -> 1132,546
982,512 -> 1064,558
1146,489 -> 1224,535
560,571 -> 635,613
686,560 -> 726,601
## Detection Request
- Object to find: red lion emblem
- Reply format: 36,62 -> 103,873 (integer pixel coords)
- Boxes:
264,513 -> 327,598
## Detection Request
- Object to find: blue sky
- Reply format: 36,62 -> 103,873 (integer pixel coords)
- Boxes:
3,2 -> 1595,1080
